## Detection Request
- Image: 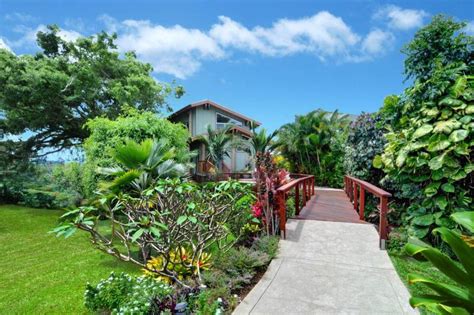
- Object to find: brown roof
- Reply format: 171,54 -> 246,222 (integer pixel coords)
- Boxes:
169,99 -> 261,126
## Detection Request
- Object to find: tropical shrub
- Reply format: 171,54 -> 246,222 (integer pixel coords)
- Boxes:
374,64 -> 473,241
82,109 -> 189,197
277,109 -> 349,187
53,179 -> 253,285
344,113 -> 386,184
84,272 -> 173,314
97,138 -> 193,195
404,212 -> 474,314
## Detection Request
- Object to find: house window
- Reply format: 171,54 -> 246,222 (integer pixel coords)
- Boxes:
216,113 -> 243,130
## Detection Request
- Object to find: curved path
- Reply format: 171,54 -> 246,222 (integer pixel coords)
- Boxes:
234,189 -> 416,315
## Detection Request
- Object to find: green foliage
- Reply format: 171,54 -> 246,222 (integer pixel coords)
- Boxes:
98,138 -> 193,194
402,15 -> 473,82
0,25 -> 183,158
248,127 -> 278,156
404,212 -> 474,314
196,124 -> 235,172
84,272 -> 173,314
82,109 -> 189,196
251,235 -> 279,259
375,64 -> 473,241
344,113 -> 386,184
277,109 -> 349,187
54,179 -> 254,284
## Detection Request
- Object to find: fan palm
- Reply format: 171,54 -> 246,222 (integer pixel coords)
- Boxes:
98,138 -> 194,193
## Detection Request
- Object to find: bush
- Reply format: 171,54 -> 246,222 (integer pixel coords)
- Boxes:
344,113 -> 386,184
84,272 -> 173,314
193,287 -> 237,315
54,179 -> 254,284
82,109 -> 189,197
252,236 -> 279,259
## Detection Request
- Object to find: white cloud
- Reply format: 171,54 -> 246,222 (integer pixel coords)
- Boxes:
361,29 -> 394,55
210,12 -> 360,59
9,24 -> 82,48
115,19 -> 224,79
375,5 -> 428,30
465,21 -> 474,35
0,38 -> 13,52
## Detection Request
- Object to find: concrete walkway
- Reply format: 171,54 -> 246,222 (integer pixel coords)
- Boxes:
234,219 -> 416,315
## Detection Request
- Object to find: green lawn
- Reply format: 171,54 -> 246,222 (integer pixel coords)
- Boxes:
0,205 -> 139,314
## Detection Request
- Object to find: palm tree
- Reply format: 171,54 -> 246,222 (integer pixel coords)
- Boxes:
248,127 -> 278,156
98,138 -> 194,193
275,109 -> 349,186
196,124 -> 235,173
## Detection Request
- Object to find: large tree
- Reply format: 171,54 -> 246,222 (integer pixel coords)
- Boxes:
0,25 -> 184,157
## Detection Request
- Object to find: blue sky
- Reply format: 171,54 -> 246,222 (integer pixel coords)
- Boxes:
1,0 -> 473,131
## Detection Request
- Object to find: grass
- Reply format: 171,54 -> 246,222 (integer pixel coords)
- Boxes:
0,204 -> 139,314
389,252 -> 459,301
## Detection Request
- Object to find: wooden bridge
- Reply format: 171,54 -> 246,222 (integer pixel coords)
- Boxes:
276,174 -> 392,249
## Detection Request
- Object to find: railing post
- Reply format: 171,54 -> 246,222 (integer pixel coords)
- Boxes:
278,191 -> 286,239
295,183 -> 300,215
359,188 -> 365,221
379,196 -> 388,249
302,180 -> 307,206
353,183 -> 358,211
312,177 -> 315,195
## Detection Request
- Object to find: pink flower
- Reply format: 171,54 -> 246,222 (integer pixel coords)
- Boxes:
252,201 -> 263,218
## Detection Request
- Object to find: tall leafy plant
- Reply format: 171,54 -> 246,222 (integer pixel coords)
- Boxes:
374,64 -> 473,240
98,138 -> 194,194
405,211 -> 474,314
277,109 -> 349,187
196,124 -> 235,172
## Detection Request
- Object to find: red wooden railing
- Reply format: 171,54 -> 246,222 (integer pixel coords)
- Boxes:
344,175 -> 392,249
276,174 -> 315,238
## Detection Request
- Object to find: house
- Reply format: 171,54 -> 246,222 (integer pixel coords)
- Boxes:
169,99 -> 261,177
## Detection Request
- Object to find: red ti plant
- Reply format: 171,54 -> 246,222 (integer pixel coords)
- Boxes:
253,152 -> 290,235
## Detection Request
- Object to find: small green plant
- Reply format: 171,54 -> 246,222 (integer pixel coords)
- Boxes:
252,236 -> 279,259
84,272 -> 173,314
404,211 -> 474,314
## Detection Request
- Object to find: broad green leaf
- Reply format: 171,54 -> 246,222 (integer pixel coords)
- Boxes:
433,120 -> 461,134
465,164 -> 474,174
372,155 -> 383,169
433,227 -> 474,287
439,97 -> 464,107
452,170 -> 467,181
429,154 -> 445,171
451,212 -> 474,233
413,124 -> 433,139
405,242 -> 471,288
432,169 -> 444,180
424,182 -> 441,197
441,183 -> 455,193
435,196 -> 448,210
465,105 -> 474,114
449,129 -> 468,143
188,216 -> 198,224
428,140 -> 451,152
412,214 -> 434,226
396,149 -> 408,167
149,227 -> 161,238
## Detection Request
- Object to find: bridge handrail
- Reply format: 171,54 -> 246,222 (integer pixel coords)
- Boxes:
344,175 -> 391,249
276,174 -> 315,238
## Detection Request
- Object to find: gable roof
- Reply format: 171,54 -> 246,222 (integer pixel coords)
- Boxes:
169,99 -> 261,126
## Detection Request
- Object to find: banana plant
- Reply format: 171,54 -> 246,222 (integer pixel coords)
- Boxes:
404,211 -> 474,314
